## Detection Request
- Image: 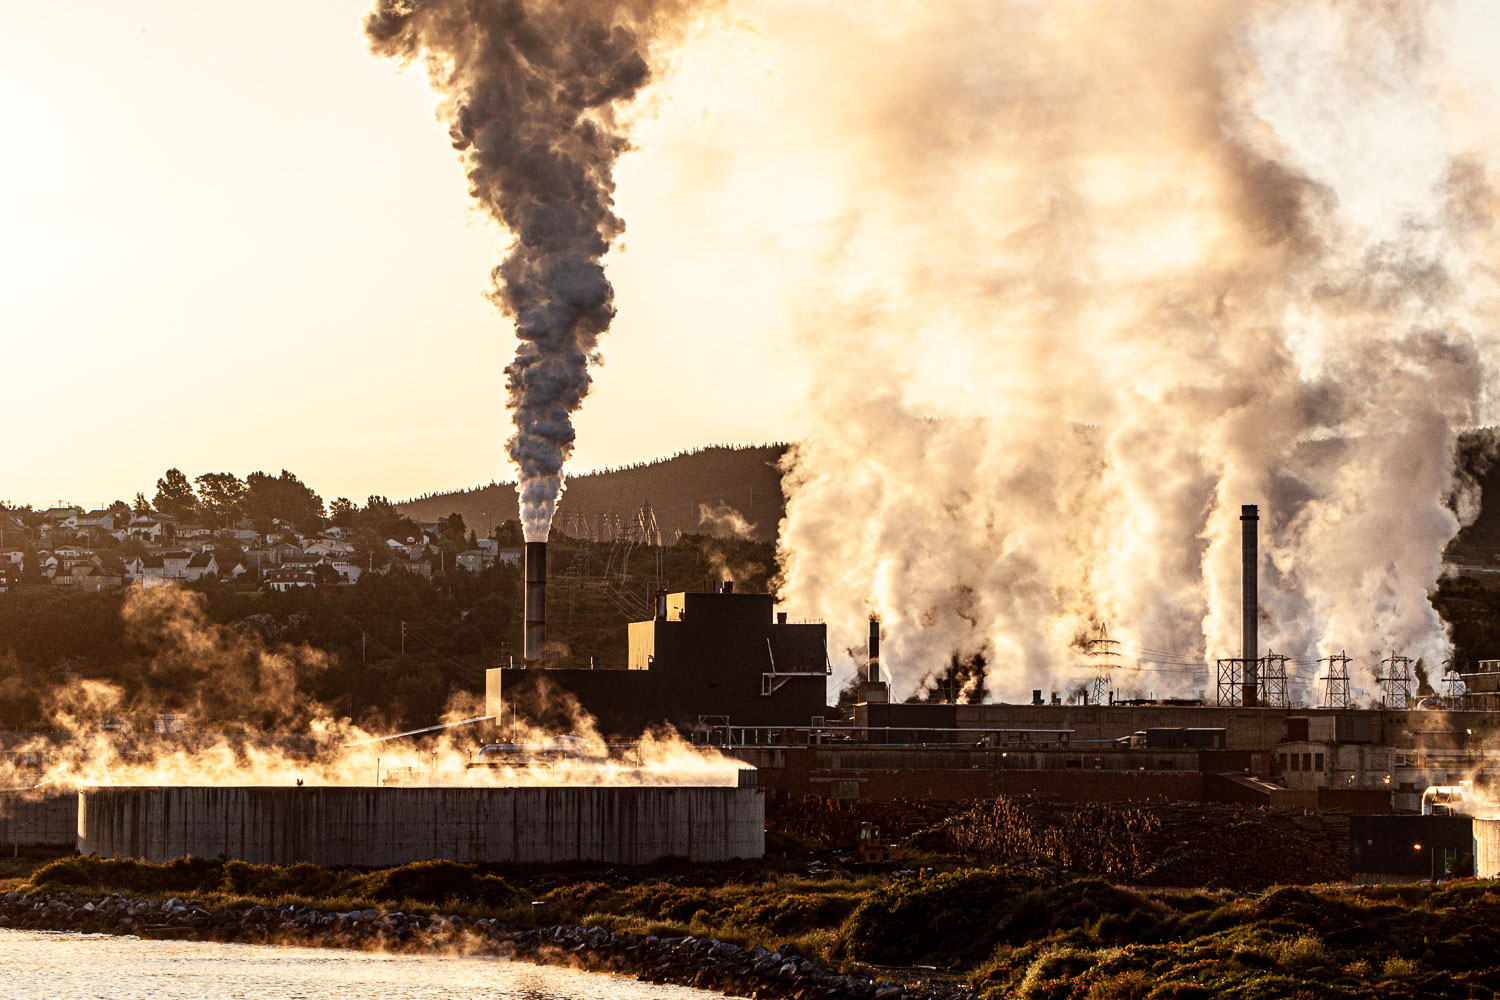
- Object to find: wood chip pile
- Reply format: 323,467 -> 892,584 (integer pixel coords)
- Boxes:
769,794 -> 1350,889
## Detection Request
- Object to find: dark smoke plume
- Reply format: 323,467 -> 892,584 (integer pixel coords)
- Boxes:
366,0 -> 699,541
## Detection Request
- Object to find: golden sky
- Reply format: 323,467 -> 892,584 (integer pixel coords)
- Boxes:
4,0 -> 1500,516
0,0 -> 804,510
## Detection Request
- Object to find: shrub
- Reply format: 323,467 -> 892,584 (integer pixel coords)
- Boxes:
1269,934 -> 1328,972
842,868 -> 1023,967
359,860 -> 518,907
1381,955 -> 1420,980
221,860 -> 348,899
30,855 -> 224,895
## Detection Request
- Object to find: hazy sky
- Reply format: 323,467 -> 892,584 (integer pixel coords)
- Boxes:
0,1 -> 806,510
5,1 -> 1500,516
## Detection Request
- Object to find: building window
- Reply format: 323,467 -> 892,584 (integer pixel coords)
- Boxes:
1290,754 -> 1299,771
1314,753 -> 1324,771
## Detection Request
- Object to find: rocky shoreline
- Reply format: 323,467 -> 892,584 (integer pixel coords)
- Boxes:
0,891 -> 976,1000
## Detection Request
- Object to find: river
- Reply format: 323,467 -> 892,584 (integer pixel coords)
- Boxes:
0,928 -> 721,1000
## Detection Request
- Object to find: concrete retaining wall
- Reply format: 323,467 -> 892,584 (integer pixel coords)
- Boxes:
79,785 -> 764,866
0,792 -> 77,848
1475,818 -> 1500,878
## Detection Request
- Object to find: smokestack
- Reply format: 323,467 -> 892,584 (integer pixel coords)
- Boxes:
1241,504 -> 1258,707
868,616 -> 881,684
524,541 -> 546,664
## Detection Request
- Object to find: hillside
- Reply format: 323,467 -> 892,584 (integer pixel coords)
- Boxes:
395,444 -> 790,543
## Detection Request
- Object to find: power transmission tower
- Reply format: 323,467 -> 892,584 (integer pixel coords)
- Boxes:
1442,659 -> 1467,708
1378,651 -> 1413,709
1086,624 -> 1120,705
1319,651 -> 1351,709
1260,650 -> 1290,708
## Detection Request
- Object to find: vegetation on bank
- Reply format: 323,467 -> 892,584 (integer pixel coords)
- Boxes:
19,854 -> 1500,999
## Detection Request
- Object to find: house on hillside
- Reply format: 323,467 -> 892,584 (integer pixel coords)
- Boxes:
124,555 -> 167,581
327,558 -> 362,584
70,510 -> 116,532
263,567 -> 316,591
58,562 -> 122,592
303,538 -> 353,557
183,551 -> 218,581
456,549 -> 493,573
0,565 -> 19,593
160,551 -> 192,578
42,506 -> 82,525
123,519 -> 172,543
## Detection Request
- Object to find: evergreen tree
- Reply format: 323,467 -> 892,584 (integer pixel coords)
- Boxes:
152,469 -> 199,520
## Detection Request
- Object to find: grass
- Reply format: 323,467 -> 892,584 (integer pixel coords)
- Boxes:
19,854 -> 1500,997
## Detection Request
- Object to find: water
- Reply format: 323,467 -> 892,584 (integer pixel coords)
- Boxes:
0,928 -> 719,1000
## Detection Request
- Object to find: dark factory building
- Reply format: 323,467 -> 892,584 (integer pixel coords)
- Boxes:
486,585 -> 830,738
1349,815 -> 1474,882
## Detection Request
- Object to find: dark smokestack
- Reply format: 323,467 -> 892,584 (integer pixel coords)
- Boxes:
524,540 -> 546,664
1241,504 -> 1259,707
868,616 -> 881,684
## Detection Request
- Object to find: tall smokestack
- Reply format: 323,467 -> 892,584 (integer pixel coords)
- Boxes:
1241,504 -> 1258,707
868,616 -> 881,683
524,541 -> 546,664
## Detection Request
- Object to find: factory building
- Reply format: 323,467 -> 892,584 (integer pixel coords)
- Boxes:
486,584 -> 830,738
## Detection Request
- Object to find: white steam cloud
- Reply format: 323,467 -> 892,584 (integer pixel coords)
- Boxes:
747,1 -> 1500,702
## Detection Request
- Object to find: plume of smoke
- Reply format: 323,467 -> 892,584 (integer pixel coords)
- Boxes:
699,500 -> 756,539
697,501 -> 767,584
366,0 -> 710,542
736,1 -> 1500,700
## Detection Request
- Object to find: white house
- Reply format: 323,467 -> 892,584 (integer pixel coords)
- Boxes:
183,551 -> 218,581
263,567 -> 316,591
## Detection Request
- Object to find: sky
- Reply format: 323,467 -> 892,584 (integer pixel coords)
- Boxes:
0,0 -> 807,511
4,1 -> 1500,519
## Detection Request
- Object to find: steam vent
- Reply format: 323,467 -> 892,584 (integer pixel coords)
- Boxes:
77,775 -> 763,866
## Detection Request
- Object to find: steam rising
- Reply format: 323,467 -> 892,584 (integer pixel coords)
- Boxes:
751,1 -> 1500,701
366,0 -> 706,541
5,588 -> 742,790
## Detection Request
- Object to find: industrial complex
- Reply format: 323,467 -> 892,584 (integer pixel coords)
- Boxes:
6,508 -> 1500,882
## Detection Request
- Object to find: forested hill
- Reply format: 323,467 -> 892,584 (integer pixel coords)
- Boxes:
395,444 -> 790,543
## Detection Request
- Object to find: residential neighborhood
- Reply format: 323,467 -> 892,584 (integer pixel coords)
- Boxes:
0,476 -> 521,595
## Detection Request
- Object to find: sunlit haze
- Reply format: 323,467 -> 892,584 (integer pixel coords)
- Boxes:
0,0 -> 806,509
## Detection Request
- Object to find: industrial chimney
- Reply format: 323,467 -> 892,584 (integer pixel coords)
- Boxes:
1241,504 -> 1258,707
524,540 -> 546,664
867,616 -> 881,684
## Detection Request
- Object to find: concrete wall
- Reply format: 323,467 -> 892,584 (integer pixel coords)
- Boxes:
1475,818 -> 1500,878
0,792 -> 76,848
78,785 -> 764,867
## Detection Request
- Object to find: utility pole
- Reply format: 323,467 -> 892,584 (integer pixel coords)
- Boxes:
361,631 -> 367,665
400,620 -> 406,656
